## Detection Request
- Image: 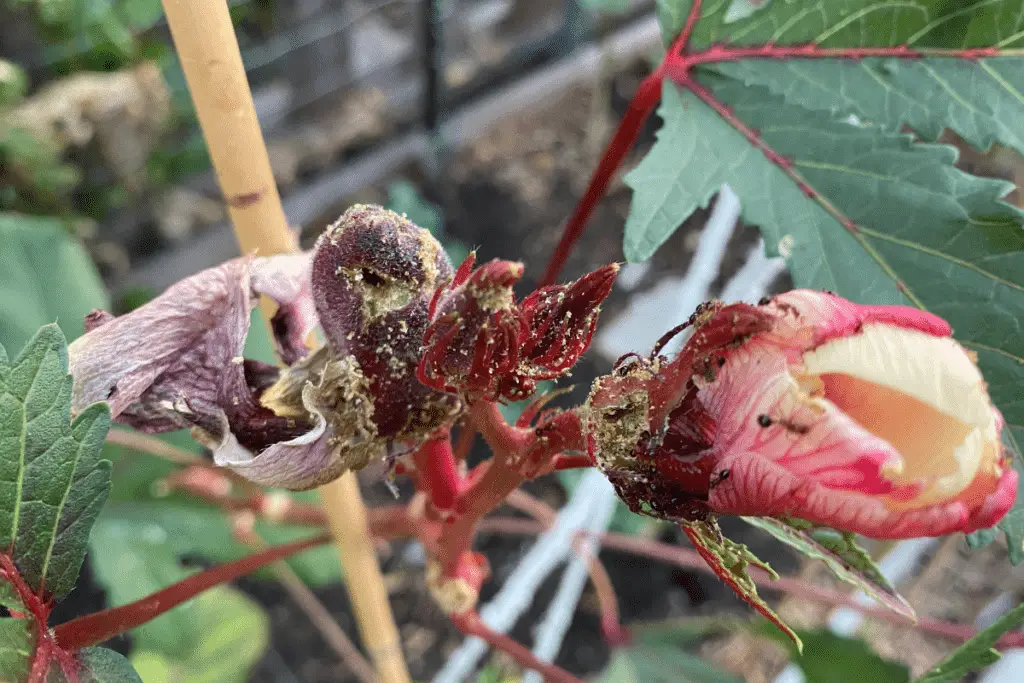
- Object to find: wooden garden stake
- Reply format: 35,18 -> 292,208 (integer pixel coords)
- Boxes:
160,1 -> 411,680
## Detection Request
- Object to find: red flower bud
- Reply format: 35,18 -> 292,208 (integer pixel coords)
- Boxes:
419,253 -> 525,399
419,261 -> 618,403
587,290 -> 1017,539
517,263 -> 619,379
311,204 -> 460,441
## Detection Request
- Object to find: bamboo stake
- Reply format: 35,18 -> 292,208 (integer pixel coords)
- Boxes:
160,2 -> 410,681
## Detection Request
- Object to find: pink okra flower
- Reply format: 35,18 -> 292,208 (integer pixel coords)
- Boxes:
586,290 -> 1017,539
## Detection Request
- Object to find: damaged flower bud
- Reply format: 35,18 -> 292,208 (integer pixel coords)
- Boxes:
519,264 -> 619,375
586,290 -> 1017,539
419,253 -> 525,399
310,204 -> 461,442
418,261 -> 619,402
498,263 -> 619,400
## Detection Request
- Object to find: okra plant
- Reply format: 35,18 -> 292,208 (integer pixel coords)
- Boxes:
2,1 -> 1024,681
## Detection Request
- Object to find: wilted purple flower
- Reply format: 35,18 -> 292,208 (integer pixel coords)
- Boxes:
68,204 -> 467,490
67,254 -> 359,489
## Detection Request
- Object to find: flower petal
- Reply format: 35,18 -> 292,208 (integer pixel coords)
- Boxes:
251,252 -> 317,365
69,257 -> 253,431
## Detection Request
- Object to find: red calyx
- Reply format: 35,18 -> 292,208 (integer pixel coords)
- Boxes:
419,254 -> 526,400
420,261 -> 618,404
518,263 -> 618,377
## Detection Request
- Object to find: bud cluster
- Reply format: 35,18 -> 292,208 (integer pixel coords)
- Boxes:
418,253 -> 618,402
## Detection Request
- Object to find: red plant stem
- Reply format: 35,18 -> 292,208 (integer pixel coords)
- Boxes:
435,402 -> 540,573
439,459 -> 521,572
162,467 -> 328,526
550,453 -> 595,471
571,535 -> 624,645
666,44 -> 1003,81
53,533 -> 332,650
0,554 -> 48,624
676,0 -> 703,53
0,555 -> 78,683
471,400 -> 533,455
450,611 -> 584,683
539,70 -> 664,286
452,424 -> 477,462
505,489 -> 558,527
413,430 -> 462,510
210,503 -> 1024,650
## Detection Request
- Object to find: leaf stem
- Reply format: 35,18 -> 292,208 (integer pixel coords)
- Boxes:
450,611 -> 584,683
413,429 -> 462,511
52,534 -> 331,650
539,70 -> 664,286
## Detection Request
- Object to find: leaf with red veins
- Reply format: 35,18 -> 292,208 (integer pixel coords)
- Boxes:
66,254 -> 362,491
680,520 -> 801,651
420,256 -> 525,399
311,204 -> 460,443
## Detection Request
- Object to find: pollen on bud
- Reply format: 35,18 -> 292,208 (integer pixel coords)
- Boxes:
419,254 -> 525,399
515,263 -> 619,380
311,204 -> 461,442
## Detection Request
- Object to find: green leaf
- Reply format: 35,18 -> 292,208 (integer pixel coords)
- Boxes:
475,663 -> 522,683
117,0 -> 165,32
742,517 -> 914,619
997,427 -> 1024,564
688,0 -> 1024,50
654,0 -> 690,45
101,440 -> 340,585
78,648 -> 144,683
723,0 -> 772,24
0,618 -> 32,681
387,180 -> 443,236
0,325 -> 112,598
630,616 -> 746,647
0,578 -> 25,613
917,602 -> 1024,682
758,627 -> 909,683
126,589 -> 268,683
0,59 -> 27,106
681,520 -> 801,651
710,57 -> 1024,157
685,2 -> 1024,154
578,0 -> 630,15
0,214 -> 109,353
89,512 -> 269,682
599,643 -> 742,683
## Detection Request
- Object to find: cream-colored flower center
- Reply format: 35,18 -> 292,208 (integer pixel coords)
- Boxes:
801,324 -> 1001,505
